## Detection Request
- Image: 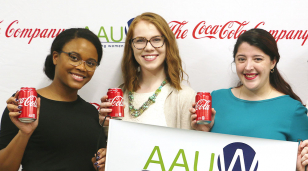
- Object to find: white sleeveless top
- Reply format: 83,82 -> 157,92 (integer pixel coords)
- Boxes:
122,84 -> 170,127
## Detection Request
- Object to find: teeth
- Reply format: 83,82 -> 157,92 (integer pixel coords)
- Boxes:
72,74 -> 83,79
245,74 -> 256,78
144,56 -> 156,59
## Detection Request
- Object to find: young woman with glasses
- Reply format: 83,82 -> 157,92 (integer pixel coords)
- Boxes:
0,28 -> 106,171
190,28 -> 308,171
94,12 -> 195,170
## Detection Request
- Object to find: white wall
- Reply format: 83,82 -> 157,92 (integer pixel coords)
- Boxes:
1,0 -> 308,119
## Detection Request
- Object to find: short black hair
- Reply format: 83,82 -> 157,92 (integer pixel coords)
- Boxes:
44,28 -> 103,80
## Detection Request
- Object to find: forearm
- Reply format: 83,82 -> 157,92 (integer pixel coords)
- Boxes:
0,130 -> 31,171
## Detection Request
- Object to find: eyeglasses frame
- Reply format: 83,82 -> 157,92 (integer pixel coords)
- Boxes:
130,36 -> 165,50
59,51 -> 98,72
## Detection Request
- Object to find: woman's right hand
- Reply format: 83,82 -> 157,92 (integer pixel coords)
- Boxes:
190,102 -> 215,132
92,148 -> 107,171
6,91 -> 41,135
99,95 -> 112,126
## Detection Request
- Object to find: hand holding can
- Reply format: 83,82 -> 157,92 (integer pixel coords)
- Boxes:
195,92 -> 212,124
6,90 -> 41,134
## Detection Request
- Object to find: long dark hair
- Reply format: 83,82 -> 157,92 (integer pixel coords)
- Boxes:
44,28 -> 103,80
233,28 -> 302,103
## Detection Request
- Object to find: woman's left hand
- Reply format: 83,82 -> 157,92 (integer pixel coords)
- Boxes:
297,140 -> 308,171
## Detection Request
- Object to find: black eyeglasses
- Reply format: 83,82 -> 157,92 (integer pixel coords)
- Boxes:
60,51 -> 98,72
131,36 -> 165,50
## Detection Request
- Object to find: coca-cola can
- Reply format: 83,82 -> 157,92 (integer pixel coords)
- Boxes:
107,88 -> 124,119
18,87 -> 37,123
195,92 -> 212,124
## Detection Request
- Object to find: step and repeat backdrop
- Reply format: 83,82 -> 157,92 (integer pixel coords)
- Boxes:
1,0 -> 308,121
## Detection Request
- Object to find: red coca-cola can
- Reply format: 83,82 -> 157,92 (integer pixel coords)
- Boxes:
18,87 -> 37,123
107,88 -> 124,119
195,92 -> 212,124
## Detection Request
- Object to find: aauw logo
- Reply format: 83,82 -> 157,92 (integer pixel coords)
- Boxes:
125,18 -> 134,35
217,142 -> 258,171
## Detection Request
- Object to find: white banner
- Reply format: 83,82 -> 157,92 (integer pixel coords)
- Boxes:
106,120 -> 298,171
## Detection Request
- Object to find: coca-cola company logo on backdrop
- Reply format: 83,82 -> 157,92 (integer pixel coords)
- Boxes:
1,19 -> 308,46
169,21 -> 308,46
3,20 -> 64,44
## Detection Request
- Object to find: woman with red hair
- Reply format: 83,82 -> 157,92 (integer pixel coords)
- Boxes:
94,12 -> 195,170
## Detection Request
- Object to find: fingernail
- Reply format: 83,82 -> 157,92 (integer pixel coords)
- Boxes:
97,152 -> 100,155
19,111 -> 22,113
15,99 -> 18,102
96,156 -> 100,160
97,165 -> 100,169
18,106 -> 22,109
94,162 -> 98,165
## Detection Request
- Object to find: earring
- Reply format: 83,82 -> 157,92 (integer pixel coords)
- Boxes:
270,68 -> 274,73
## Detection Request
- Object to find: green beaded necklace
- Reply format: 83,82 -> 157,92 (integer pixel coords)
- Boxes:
128,80 -> 167,117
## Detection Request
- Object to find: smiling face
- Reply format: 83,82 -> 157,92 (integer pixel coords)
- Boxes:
235,42 -> 276,92
53,38 -> 98,91
132,20 -> 166,73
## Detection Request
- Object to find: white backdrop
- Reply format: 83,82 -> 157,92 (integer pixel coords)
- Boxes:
1,0 -> 308,123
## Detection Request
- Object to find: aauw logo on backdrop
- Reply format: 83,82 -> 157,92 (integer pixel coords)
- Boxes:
86,18 -> 134,48
218,142 -> 258,171
125,18 -> 134,35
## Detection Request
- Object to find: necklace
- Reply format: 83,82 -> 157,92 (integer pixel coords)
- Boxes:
128,80 -> 167,117
239,86 -> 273,100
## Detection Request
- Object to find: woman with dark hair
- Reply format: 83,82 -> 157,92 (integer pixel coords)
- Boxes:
95,12 -> 195,170
0,28 -> 105,171
190,28 -> 308,170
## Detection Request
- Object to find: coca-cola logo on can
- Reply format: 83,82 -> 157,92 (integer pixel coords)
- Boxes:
109,96 -> 124,107
19,95 -> 37,107
195,99 -> 211,111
